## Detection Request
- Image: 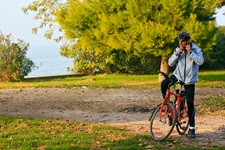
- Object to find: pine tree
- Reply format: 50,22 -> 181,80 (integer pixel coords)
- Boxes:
24,0 -> 225,78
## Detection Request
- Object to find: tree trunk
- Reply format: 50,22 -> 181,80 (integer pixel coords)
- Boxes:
158,57 -> 169,82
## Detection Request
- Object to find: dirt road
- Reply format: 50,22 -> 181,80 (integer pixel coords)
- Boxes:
0,87 -> 224,148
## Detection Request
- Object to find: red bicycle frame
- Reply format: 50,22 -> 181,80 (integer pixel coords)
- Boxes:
159,85 -> 188,122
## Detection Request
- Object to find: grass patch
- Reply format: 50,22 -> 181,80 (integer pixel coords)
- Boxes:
0,116 -> 201,150
0,116 -> 143,149
0,74 -> 159,89
197,96 -> 225,115
0,70 -> 224,89
204,96 -> 225,106
197,70 -> 225,88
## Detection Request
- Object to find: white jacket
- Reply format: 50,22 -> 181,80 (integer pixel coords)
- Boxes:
169,42 -> 204,85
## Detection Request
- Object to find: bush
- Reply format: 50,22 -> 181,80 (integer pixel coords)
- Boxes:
0,33 -> 35,81
104,50 -> 161,74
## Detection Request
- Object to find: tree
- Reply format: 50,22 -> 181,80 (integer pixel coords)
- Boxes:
0,33 -> 35,81
22,0 -> 63,41
202,26 -> 225,69
24,0 -> 225,80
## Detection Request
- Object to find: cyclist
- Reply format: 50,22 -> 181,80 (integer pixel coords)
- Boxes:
161,32 -> 204,138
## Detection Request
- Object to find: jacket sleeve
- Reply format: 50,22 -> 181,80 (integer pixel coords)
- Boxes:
190,46 -> 204,65
168,48 -> 179,67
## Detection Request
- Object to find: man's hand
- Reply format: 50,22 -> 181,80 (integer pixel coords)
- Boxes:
177,48 -> 184,54
185,44 -> 191,53
178,39 -> 184,54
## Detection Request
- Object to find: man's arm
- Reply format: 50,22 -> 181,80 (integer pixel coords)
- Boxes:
189,45 -> 204,65
168,48 -> 180,67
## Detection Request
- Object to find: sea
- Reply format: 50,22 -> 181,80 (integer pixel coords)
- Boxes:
26,46 -> 74,77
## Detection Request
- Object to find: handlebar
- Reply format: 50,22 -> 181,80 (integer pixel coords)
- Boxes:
157,70 -> 169,79
158,70 -> 185,85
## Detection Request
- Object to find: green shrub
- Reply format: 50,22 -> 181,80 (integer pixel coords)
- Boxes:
0,33 -> 35,81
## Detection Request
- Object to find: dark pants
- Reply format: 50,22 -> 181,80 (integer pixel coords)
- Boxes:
161,78 -> 195,127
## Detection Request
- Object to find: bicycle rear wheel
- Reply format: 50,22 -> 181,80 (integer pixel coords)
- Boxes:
176,100 -> 189,135
149,101 -> 178,141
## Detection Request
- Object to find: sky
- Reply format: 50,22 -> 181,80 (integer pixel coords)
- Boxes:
0,1 -> 225,75
0,0 -> 59,49
215,7 -> 225,26
0,0 -> 72,76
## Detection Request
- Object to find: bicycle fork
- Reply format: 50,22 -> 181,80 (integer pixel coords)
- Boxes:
160,102 -> 174,125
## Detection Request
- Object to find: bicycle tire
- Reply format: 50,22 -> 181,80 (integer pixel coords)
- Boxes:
149,101 -> 178,141
176,99 -> 189,135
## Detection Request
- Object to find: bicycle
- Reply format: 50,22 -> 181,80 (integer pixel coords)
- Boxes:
149,70 -> 189,141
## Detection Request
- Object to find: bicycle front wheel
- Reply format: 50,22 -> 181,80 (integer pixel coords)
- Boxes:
149,101 -> 178,141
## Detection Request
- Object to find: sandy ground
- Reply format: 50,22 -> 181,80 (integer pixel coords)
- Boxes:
0,87 -> 224,148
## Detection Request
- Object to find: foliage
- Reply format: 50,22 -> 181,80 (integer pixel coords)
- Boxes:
0,33 -> 35,81
201,26 -> 225,69
56,0 -> 224,73
22,0 -> 63,41
24,0 -> 225,74
104,50 -> 161,74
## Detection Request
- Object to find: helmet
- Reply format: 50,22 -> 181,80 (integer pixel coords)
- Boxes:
178,32 -> 190,41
